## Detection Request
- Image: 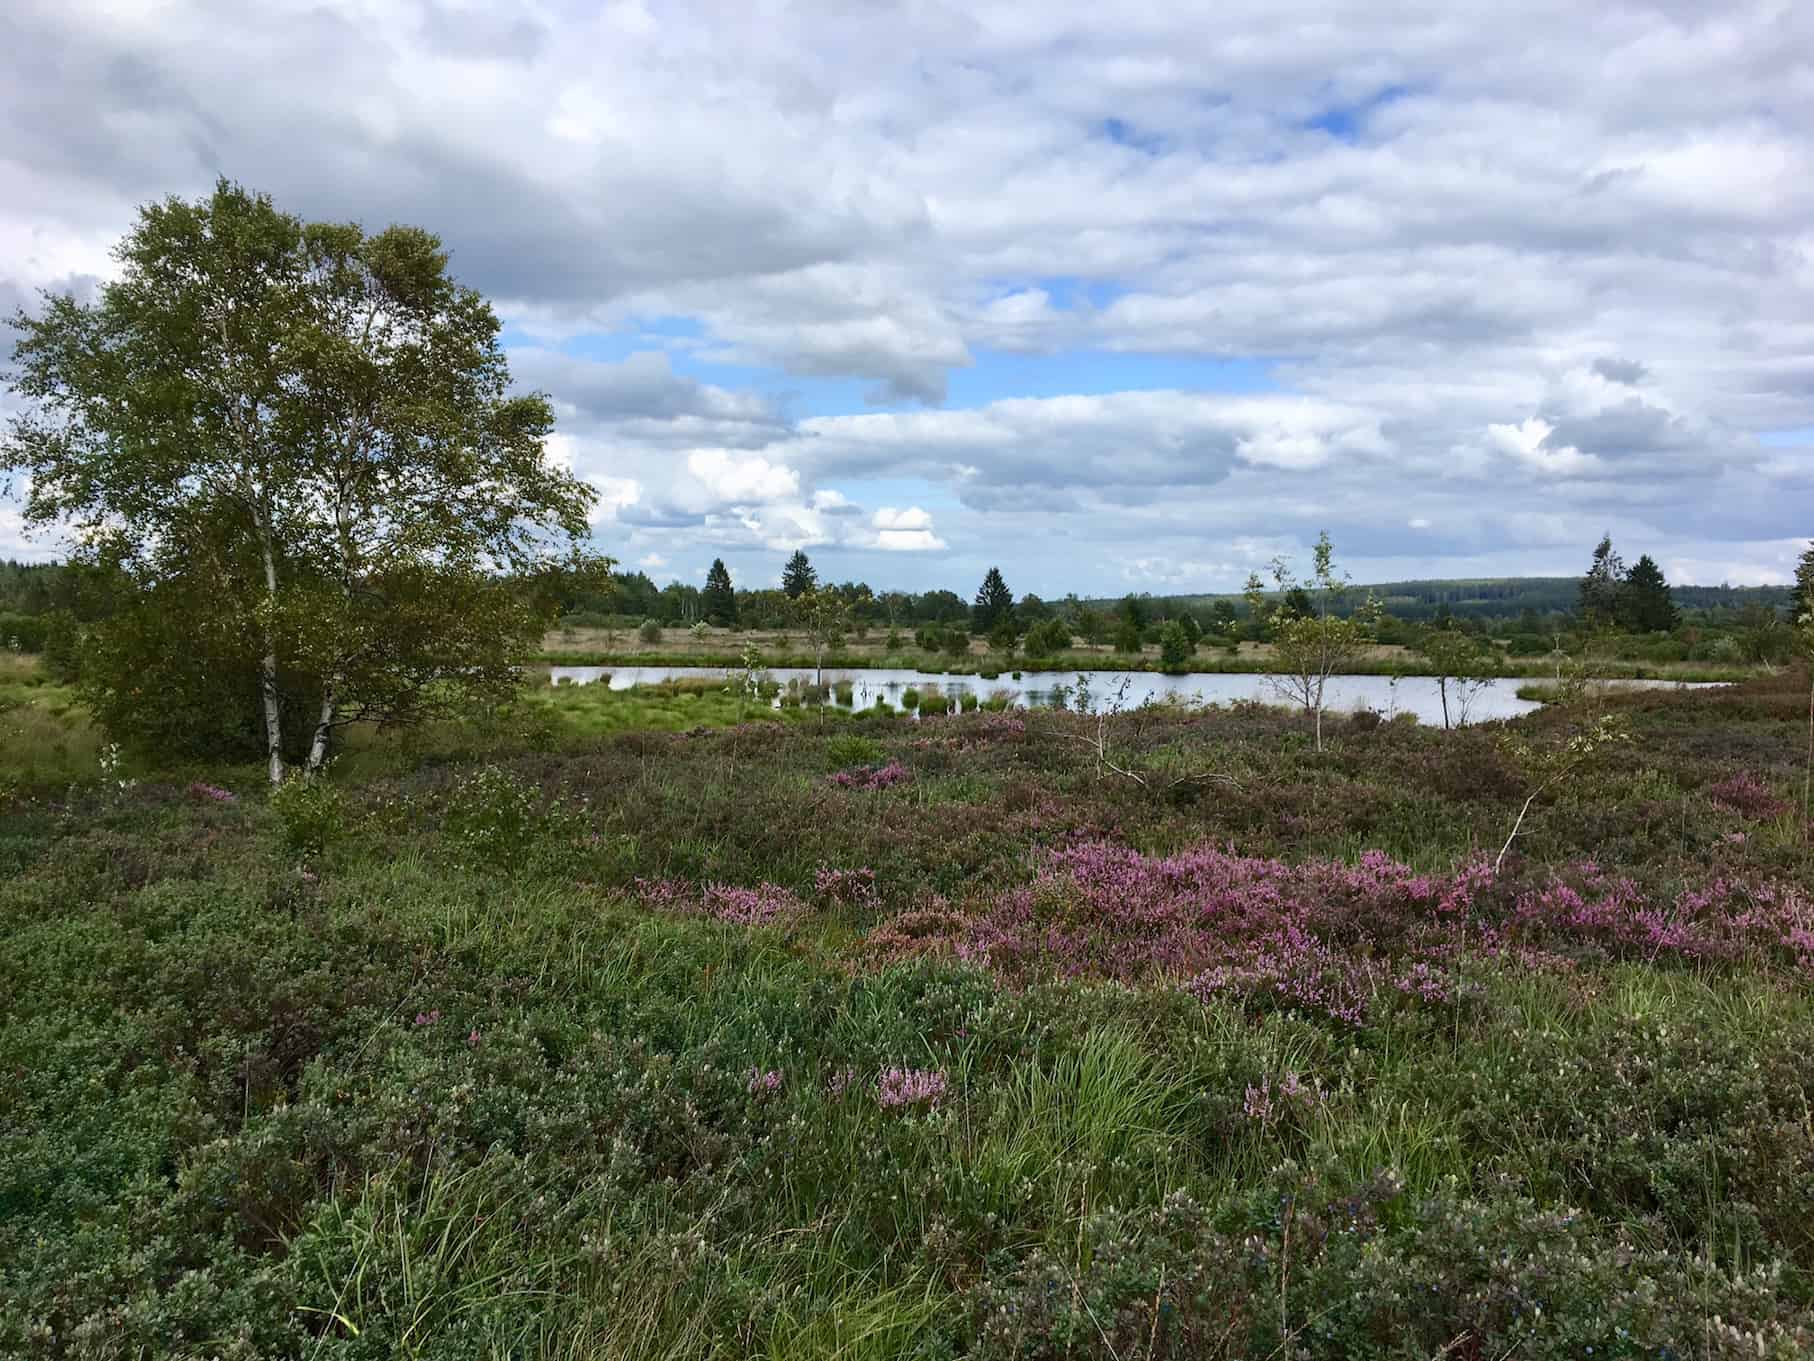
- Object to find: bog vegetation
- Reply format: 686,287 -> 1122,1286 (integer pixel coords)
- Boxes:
5,183 -> 1814,1359
5,653 -> 1814,1357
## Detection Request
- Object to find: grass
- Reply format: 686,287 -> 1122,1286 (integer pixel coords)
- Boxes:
3,662 -> 1813,1355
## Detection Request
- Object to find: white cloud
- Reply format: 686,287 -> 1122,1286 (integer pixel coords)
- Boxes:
683,451 -> 799,506
872,506 -> 934,531
1483,417 -> 1602,478
6,0 -> 1813,589
869,505 -> 947,552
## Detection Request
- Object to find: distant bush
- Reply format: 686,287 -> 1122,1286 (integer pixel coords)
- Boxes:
1021,618 -> 1073,660
900,687 -> 921,710
918,691 -> 952,715
0,612 -> 49,653
638,618 -> 662,645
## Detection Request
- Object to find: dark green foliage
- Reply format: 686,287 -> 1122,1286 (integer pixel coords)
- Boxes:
782,549 -> 816,599
1580,534 -> 1626,626
972,567 -> 1014,634
988,615 -> 1019,655
1621,553 -> 1679,632
1020,618 -> 1072,661
702,558 -> 738,627
1114,620 -> 1143,653
1158,618 -> 1193,672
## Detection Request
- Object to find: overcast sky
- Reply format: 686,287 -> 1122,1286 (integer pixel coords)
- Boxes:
5,0 -> 1812,595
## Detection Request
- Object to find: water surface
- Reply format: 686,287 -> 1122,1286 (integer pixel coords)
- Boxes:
547,664 -> 1715,726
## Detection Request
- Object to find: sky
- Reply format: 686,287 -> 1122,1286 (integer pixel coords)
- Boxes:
3,0 -> 1813,597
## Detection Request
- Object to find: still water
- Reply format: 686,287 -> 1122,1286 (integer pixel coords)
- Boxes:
546,664 -> 1716,727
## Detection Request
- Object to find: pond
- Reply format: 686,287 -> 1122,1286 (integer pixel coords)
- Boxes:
545,664 -> 1720,727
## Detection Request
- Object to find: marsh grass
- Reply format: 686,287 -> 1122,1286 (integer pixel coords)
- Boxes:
2,670 -> 1813,1355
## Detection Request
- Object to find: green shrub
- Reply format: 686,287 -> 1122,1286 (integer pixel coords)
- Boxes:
638,618 -> 663,645
269,774 -> 345,859
918,692 -> 952,715
442,764 -> 578,872
900,687 -> 921,710
827,734 -> 886,768
0,612 -> 49,653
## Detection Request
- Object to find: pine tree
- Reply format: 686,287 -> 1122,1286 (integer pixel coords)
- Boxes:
702,558 -> 737,627
1620,554 -> 1677,633
972,567 -> 1014,634
781,549 -> 816,599
1578,534 -> 1625,628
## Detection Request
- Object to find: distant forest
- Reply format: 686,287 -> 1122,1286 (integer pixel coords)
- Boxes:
3,558 -> 1797,639
1102,577 -> 1794,625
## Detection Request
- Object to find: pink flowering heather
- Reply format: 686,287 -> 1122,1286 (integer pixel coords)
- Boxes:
702,882 -> 805,926
746,1067 -> 784,1097
814,865 -> 879,910
1707,772 -> 1789,819
828,760 -> 911,790
826,1067 -> 858,1098
865,840 -> 1812,1024
187,781 -> 238,804
635,877 -> 806,927
876,1067 -> 948,1109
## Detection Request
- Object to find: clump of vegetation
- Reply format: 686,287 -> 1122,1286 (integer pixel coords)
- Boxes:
3,671 -> 1814,1355
268,772 -> 345,859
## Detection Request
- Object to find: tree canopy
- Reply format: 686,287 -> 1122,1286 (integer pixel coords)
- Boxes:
782,549 -> 817,599
2,180 -> 601,780
1619,554 -> 1678,634
1578,534 -> 1625,628
702,558 -> 737,627
972,566 -> 1014,634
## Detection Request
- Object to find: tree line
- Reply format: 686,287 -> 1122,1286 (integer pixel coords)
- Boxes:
4,182 -> 1810,779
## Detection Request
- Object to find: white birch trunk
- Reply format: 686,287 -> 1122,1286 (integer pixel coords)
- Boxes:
305,683 -> 337,775
260,535 -> 286,785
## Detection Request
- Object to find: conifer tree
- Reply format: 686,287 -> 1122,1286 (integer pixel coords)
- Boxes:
702,558 -> 737,627
781,549 -> 816,599
972,566 -> 1014,634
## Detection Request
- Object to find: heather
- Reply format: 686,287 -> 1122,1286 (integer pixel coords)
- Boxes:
2,666 -> 1813,1358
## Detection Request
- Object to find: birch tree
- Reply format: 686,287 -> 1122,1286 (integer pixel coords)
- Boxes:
3,181 -> 598,781
1245,532 -> 1375,752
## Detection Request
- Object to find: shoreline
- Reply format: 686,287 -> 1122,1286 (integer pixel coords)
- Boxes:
533,648 -> 1760,685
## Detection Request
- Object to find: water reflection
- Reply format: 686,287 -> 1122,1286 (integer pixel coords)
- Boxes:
544,663 -> 1711,726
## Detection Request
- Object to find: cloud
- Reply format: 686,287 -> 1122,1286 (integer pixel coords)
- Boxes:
5,0 -> 1813,590
683,451 -> 799,506
1482,417 -> 1601,478
1592,357 -> 1649,386
870,505 -> 947,552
